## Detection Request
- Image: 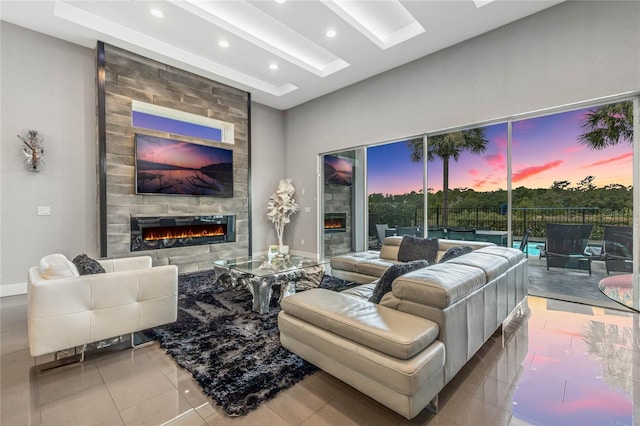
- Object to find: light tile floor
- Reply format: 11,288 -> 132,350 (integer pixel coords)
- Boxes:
1,294 -> 638,425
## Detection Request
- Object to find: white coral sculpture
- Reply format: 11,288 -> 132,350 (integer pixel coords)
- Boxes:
266,179 -> 299,247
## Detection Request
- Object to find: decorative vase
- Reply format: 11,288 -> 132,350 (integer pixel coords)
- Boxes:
278,245 -> 289,255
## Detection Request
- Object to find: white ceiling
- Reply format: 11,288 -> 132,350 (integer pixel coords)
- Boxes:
1,0 -> 564,110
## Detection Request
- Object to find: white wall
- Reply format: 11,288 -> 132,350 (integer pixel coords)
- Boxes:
250,102 -> 285,253
283,1 -> 640,254
0,22 -> 98,294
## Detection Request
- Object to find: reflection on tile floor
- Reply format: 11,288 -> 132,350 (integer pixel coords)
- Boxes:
1,294 -> 638,425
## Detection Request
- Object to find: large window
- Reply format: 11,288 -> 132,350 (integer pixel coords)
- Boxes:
367,138 -> 424,247
426,124 -> 508,244
320,97 -> 637,310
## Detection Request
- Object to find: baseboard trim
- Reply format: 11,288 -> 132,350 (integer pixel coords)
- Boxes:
0,282 -> 27,297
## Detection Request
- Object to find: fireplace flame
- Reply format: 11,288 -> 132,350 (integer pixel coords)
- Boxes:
324,219 -> 345,229
142,224 -> 225,241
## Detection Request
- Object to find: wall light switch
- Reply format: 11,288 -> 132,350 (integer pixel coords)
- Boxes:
304,207 -> 311,213
38,206 -> 51,216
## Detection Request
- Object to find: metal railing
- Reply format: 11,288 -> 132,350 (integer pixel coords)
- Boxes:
371,205 -> 632,240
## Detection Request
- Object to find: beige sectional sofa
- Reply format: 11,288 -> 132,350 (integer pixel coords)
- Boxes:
278,239 -> 527,419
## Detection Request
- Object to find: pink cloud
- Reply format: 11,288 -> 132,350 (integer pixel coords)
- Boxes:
485,152 -> 506,170
584,152 -> 633,168
494,136 -> 508,150
565,145 -> 585,154
469,169 -> 479,176
557,393 -> 631,414
512,160 -> 563,182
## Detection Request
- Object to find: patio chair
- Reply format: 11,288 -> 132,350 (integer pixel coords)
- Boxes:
375,224 -> 389,247
448,228 -> 476,241
601,225 -> 633,274
544,223 -> 594,275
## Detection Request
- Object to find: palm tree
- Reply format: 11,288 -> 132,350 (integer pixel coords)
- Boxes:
408,129 -> 489,226
578,101 -> 633,149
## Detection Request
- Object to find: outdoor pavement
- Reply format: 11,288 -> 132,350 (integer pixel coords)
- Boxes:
526,255 -> 632,312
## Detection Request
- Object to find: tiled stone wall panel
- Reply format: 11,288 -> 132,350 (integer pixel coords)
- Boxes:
102,44 -> 249,266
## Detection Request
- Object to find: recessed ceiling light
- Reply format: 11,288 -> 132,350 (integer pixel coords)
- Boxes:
269,62 -> 279,70
275,0 -> 286,4
150,8 -> 164,18
218,40 -> 229,48
326,29 -> 337,38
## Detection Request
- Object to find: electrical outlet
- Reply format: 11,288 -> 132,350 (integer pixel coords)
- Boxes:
37,206 -> 51,216
300,239 -> 305,245
304,207 -> 311,213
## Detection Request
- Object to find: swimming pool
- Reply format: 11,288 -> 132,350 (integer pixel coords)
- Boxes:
512,241 -> 541,257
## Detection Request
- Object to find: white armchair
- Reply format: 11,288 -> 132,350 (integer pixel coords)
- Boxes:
28,254 -> 178,358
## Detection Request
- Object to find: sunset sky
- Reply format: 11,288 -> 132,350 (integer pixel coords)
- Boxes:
136,134 -> 232,169
368,106 -> 633,195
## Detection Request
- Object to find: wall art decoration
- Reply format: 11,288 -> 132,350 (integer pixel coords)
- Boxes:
19,130 -> 45,172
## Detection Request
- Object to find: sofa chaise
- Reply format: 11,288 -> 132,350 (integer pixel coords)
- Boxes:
278,239 -> 527,419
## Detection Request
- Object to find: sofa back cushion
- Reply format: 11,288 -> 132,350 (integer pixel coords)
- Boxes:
369,260 -> 429,304
379,236 -> 403,260
387,263 -> 486,309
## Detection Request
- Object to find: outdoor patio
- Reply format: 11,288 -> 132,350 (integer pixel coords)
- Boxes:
526,255 -> 633,312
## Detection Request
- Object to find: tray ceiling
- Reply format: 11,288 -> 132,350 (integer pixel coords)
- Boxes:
1,0 -> 564,110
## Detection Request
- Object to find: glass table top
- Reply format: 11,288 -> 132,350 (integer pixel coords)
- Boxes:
214,255 -> 329,277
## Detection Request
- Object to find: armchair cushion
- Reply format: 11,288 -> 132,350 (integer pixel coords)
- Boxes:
369,259 -> 429,304
39,254 -> 79,279
72,254 -> 106,275
397,236 -> 439,264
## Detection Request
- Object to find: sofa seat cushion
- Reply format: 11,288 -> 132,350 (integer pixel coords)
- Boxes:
355,258 -> 402,277
446,252 -> 509,281
330,251 -> 381,272
391,263 -> 486,309
280,289 -> 439,359
340,283 -> 376,301
475,246 -> 525,267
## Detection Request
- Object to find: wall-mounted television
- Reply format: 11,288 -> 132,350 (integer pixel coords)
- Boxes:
135,134 -> 233,197
324,154 -> 353,186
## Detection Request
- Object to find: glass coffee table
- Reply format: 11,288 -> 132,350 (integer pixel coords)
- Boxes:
214,255 -> 329,314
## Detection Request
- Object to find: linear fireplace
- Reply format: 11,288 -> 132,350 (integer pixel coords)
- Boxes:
130,215 -> 235,252
324,212 -> 347,233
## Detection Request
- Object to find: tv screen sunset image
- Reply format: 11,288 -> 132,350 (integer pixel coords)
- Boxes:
135,134 -> 233,197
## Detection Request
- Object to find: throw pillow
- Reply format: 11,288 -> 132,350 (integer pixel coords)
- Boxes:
439,245 -> 474,263
72,254 -> 106,275
39,253 -> 79,279
397,236 -> 439,264
368,259 -> 429,304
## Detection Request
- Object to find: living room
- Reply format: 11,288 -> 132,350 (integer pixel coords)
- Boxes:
1,1 -> 639,425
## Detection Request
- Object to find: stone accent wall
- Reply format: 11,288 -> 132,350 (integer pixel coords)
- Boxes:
102,44 -> 249,273
324,184 -> 352,256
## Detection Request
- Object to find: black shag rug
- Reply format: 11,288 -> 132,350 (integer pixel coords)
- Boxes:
150,270 -> 356,416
